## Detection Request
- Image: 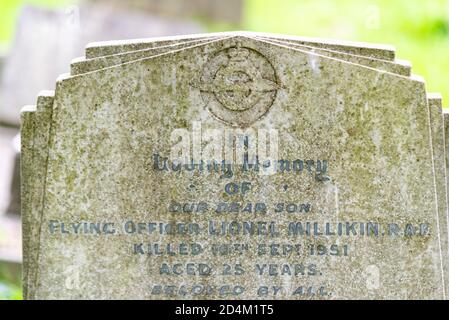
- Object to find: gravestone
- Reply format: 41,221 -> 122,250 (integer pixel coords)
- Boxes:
443,109 -> 449,221
21,32 -> 449,299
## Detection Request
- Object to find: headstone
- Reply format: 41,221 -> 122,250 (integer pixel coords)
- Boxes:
70,36 -> 222,75
0,5 -> 202,126
22,32 -> 448,299
427,94 -> 449,281
84,31 -> 397,60
443,109 -> 449,225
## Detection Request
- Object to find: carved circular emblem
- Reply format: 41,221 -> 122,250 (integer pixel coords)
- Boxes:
197,45 -> 280,127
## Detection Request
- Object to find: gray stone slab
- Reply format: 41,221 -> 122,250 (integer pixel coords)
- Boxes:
37,40 -> 444,287
76,35 -> 408,78
22,35 -> 447,299
71,36 -> 225,76
72,37 -> 449,288
85,31 -> 396,61
257,37 -> 410,76
27,38 -> 230,296
428,94 -> 449,287
27,35 -> 416,259
19,105 -> 36,299
443,109 -> 449,250
21,91 -> 55,300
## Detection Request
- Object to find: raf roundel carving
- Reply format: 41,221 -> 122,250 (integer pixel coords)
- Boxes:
197,45 -> 280,127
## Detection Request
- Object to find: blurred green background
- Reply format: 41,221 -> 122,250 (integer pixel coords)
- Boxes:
0,0 -> 448,299
1,0 -> 448,104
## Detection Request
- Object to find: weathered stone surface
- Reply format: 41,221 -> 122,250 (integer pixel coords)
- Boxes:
21,34 -> 449,300
75,38 -> 442,290
77,35 -> 408,78
85,33 -> 226,59
443,109 -> 449,233
19,105 -> 36,299
21,91 -> 55,300
31,36 -> 417,268
85,31 -> 396,61
257,37 -> 410,76
76,32 -> 411,83
255,32 -> 396,61
427,94 -> 449,287
25,39 -> 239,298
71,37 -> 224,76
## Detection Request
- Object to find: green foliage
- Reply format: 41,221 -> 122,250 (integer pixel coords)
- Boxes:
0,280 -> 22,300
0,0 -> 72,50
243,0 -> 449,107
